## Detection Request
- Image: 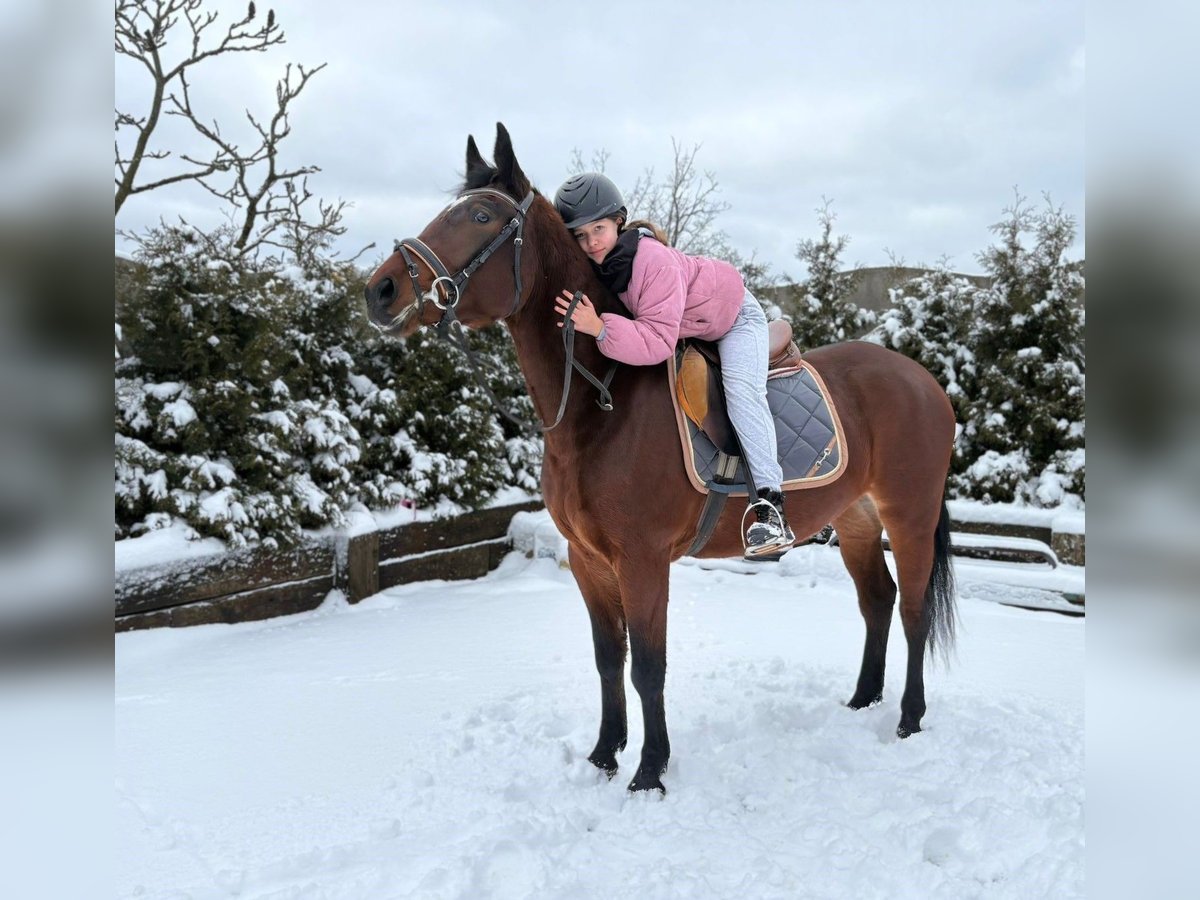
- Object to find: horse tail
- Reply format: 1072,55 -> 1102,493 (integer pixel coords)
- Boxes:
925,491 -> 958,666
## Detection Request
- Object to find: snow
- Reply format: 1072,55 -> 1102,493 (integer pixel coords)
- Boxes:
117,536 -> 1083,898
198,487 -> 248,525
115,490 -> 543,574
143,381 -> 185,400
947,499 -> 1084,529
256,410 -> 293,433
114,521 -> 226,573
162,397 -> 197,429
346,372 -> 375,397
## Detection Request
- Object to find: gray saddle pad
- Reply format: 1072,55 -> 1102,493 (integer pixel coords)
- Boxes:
686,364 -> 843,493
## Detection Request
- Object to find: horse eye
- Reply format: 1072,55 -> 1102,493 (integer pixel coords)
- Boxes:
474,210 -> 490,224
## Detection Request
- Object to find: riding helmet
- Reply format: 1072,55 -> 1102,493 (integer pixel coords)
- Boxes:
554,172 -> 627,230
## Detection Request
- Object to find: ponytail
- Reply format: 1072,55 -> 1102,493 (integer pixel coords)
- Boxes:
622,218 -> 670,245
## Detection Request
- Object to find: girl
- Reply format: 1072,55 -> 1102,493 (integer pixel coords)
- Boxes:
553,172 -> 794,560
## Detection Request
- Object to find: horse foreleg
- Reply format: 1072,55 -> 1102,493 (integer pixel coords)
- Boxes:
617,557 -> 671,794
834,499 -> 897,709
569,545 -> 628,777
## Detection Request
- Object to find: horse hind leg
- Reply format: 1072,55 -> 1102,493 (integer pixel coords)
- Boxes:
834,497 -> 897,710
879,497 -> 957,738
569,545 -> 628,777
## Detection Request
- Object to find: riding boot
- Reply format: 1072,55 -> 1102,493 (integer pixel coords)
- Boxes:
743,488 -> 796,561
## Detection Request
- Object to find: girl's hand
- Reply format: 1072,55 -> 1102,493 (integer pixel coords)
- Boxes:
555,289 -> 604,337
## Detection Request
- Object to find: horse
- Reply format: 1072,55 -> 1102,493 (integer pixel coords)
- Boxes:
364,123 -> 957,794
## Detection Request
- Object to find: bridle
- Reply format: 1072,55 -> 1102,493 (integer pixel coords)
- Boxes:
380,186 -> 618,434
389,188 -> 536,328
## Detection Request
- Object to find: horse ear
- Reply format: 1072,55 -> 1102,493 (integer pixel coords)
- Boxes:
493,122 -> 530,196
464,134 -> 492,189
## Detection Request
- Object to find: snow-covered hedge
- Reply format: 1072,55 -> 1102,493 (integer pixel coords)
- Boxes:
115,225 -> 540,547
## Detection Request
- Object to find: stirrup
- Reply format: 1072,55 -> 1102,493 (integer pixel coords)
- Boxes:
741,496 -> 793,560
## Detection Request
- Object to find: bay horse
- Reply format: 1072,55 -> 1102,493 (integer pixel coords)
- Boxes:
364,124 -> 957,793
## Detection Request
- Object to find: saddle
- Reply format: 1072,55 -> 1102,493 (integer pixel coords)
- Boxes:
667,318 -> 847,555
676,319 -> 804,456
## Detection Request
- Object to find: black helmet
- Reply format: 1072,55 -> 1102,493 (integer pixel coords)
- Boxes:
554,172 -> 627,230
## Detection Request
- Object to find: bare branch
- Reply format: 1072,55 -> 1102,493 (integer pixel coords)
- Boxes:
167,0 -> 285,82
116,2 -> 347,266
568,146 -> 610,176
115,0 -> 289,215
611,139 -> 730,254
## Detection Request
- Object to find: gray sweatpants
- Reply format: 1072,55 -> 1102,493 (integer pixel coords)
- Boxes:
716,290 -> 783,493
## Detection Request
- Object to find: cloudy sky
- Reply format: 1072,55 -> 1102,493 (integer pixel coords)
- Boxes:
115,0 -> 1084,280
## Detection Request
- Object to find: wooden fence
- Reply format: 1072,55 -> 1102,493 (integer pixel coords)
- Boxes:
115,501 -> 543,632
116,501 -> 1083,631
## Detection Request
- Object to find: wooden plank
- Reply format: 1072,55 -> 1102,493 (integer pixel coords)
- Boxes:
487,538 -> 513,570
949,544 -> 1057,566
378,539 -> 511,590
345,531 -> 380,604
115,576 -> 332,632
116,540 -> 333,617
378,501 -> 542,561
883,535 -> 1057,567
1052,531 -> 1085,566
996,601 -> 1084,619
966,582 -> 1085,617
950,519 -> 1053,546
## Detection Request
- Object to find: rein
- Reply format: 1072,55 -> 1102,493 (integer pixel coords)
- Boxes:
544,291 -> 618,432
388,189 -> 619,435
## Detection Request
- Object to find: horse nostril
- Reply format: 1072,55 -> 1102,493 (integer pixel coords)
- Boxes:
378,276 -> 396,305
366,276 -> 396,311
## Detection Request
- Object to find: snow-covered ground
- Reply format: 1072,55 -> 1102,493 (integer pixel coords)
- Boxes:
116,522 -> 1083,900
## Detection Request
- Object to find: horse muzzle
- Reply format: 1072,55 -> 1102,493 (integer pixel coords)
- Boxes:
364,276 -> 422,335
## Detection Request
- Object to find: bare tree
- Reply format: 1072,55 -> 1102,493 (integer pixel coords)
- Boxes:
568,147 -> 610,177
114,0 -> 283,214
115,1 -> 366,263
630,139 -> 732,255
176,60 -> 332,256
568,139 -> 732,256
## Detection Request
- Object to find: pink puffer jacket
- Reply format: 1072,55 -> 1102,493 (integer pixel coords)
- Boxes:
596,236 -> 745,365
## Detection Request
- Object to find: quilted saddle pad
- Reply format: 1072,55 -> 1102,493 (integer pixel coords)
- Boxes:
668,358 -> 849,497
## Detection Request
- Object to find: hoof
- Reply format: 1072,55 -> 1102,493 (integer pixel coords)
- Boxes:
896,722 -> 922,739
627,766 -> 667,795
587,753 -> 619,779
846,692 -> 883,710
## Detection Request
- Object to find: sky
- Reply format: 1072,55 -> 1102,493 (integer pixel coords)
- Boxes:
114,0 -> 1085,281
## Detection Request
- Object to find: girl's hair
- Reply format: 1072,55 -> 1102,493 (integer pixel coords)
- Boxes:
622,217 -> 669,245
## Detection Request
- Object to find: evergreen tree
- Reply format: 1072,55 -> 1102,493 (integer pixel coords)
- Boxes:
869,264 -> 983,426
116,224 -> 310,545
779,199 -> 875,347
116,222 -> 544,546
955,194 -> 1085,505
863,194 -> 1084,508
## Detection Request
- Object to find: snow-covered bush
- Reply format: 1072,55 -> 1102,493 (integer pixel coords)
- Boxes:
865,195 -> 1085,507
871,265 -> 981,419
115,224 -> 541,546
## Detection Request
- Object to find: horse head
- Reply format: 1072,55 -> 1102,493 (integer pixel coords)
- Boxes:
364,123 -> 541,336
